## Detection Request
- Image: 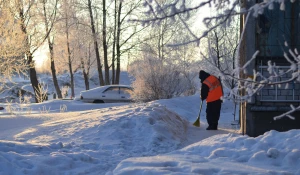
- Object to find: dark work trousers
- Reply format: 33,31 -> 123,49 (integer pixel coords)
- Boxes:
206,99 -> 222,128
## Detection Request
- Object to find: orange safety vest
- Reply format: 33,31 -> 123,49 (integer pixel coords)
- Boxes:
203,75 -> 223,102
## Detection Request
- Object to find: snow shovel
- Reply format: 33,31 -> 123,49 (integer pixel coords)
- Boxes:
193,99 -> 203,127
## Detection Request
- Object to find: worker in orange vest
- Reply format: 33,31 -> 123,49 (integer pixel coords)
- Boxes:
199,70 -> 223,130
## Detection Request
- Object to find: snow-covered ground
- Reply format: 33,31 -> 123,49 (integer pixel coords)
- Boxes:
0,73 -> 299,175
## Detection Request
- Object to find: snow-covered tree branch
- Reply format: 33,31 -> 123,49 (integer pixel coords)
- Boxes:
139,0 -> 300,120
0,4 -> 28,92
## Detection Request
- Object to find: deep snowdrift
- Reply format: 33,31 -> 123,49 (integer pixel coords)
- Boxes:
113,130 -> 300,175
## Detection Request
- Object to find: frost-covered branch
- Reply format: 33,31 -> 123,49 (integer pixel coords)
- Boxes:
136,0 -> 212,23
139,0 -> 300,121
0,5 -> 28,92
216,47 -> 300,101
139,0 -> 294,45
274,104 -> 299,120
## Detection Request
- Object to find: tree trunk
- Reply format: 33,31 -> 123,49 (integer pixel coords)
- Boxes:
67,40 -> 75,98
215,31 -> 220,69
102,0 -> 110,85
18,3 -> 41,103
65,17 -> 75,98
27,53 -> 42,103
42,0 -> 62,99
81,52 -> 90,90
115,1 -> 122,84
88,0 -> 105,86
111,0 -> 117,84
86,43 -> 91,90
81,59 -> 90,90
50,43 -> 62,98
83,70 -> 89,90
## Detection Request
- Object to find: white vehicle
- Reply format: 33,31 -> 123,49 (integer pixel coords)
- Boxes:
80,85 -> 133,103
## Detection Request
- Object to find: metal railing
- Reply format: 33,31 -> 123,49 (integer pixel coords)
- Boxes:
258,63 -> 300,102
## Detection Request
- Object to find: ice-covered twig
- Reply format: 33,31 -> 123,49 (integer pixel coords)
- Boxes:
273,104 -> 299,120
138,0 -> 292,46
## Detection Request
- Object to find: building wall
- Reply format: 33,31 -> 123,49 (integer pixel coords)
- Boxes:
244,1 -> 300,137
246,110 -> 300,137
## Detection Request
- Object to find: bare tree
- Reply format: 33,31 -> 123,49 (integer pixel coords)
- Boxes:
65,1 -> 75,98
14,0 -> 54,102
111,0 -> 118,84
128,0 -> 198,101
102,0 -> 110,85
113,0 -> 147,84
70,0 -> 146,85
76,18 -> 96,90
0,3 -> 27,91
81,56 -> 91,90
115,0 -> 122,84
96,0 -> 147,84
87,0 -> 105,86
41,0 -> 62,99
54,0 -> 81,98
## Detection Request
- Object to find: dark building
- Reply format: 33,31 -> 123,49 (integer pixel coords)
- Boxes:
240,1 -> 300,137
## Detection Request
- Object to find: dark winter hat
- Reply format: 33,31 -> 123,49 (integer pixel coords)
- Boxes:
199,70 -> 210,82
199,70 -> 205,78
